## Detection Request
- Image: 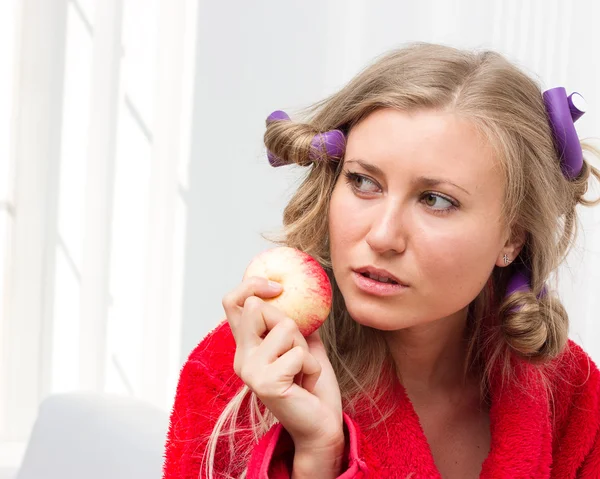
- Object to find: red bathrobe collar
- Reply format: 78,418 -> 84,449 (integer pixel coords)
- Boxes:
368,354 -> 553,477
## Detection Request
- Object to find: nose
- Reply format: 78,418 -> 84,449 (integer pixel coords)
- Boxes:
365,202 -> 407,256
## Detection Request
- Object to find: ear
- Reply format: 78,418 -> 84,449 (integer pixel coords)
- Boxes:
496,226 -> 527,267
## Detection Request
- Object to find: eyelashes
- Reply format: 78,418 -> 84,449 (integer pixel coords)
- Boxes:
343,170 -> 460,215
344,171 -> 379,193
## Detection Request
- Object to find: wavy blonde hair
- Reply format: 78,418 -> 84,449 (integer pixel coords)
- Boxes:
201,43 -> 600,478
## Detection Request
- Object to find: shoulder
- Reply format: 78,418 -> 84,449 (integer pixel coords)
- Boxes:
548,339 -> 600,428
187,319 -> 236,366
551,339 -> 600,388
179,319 -> 242,399
164,321 -> 249,476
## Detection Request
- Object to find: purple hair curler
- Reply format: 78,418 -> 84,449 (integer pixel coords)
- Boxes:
266,111 -> 291,166
504,87 -> 586,308
505,265 -> 548,315
505,267 -> 531,296
543,87 -> 586,180
265,110 -> 346,167
267,110 -> 290,123
506,266 -> 547,298
309,130 -> 346,162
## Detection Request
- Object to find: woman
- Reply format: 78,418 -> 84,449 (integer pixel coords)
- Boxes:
163,43 -> 600,478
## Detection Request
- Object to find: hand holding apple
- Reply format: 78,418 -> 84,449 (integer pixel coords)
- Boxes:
242,246 -> 333,336
221,247 -> 344,471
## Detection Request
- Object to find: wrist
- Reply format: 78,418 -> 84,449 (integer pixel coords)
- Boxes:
292,437 -> 346,479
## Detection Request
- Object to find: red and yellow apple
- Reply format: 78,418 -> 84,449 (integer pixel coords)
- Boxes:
243,246 -> 333,336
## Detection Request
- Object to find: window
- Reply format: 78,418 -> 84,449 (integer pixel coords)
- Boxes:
0,0 -> 198,469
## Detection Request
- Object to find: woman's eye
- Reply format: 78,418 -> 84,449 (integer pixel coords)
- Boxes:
422,193 -> 456,212
344,172 -> 380,194
343,172 -> 457,213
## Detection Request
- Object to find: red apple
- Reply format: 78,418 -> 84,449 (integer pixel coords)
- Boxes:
243,246 -> 333,336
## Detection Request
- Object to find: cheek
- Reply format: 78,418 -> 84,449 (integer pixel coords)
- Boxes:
328,185 -> 362,253
416,219 -> 502,298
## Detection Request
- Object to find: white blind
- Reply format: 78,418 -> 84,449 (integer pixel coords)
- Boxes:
0,1 -> 198,467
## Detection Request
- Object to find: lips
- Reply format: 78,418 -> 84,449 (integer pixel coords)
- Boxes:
354,266 -> 407,286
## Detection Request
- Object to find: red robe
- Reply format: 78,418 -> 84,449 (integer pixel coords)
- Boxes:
162,321 -> 600,478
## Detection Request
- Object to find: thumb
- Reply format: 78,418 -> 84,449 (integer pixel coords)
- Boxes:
306,330 -> 330,366
305,330 -> 342,410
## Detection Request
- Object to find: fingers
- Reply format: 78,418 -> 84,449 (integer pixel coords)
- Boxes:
223,276 -> 282,343
261,323 -> 322,395
235,315 -> 323,396
231,298 -> 295,378
245,346 -> 321,399
222,276 -> 282,321
223,274 -> 341,445
302,330 -> 342,411
273,346 -> 322,393
236,297 -> 289,350
256,317 -> 307,362
304,329 -> 329,363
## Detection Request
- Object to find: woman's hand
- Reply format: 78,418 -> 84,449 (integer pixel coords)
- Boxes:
222,276 -> 345,464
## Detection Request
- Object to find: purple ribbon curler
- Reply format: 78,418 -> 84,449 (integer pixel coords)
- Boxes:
267,110 -> 290,123
504,87 -> 586,310
543,87 -> 586,180
506,266 -> 547,298
265,110 -> 346,167
309,130 -> 346,162
266,111 -> 291,166
505,267 -> 531,297
267,150 -> 286,168
504,264 -> 548,313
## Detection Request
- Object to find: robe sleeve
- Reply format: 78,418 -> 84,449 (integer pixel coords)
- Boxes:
577,426 -> 600,478
576,366 -> 600,478
559,341 -> 600,478
163,320 -> 379,478
163,321 -> 375,478
246,412 -> 372,478
162,321 -> 250,478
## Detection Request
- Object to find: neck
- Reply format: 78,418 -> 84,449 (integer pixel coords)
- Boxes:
384,307 -> 474,397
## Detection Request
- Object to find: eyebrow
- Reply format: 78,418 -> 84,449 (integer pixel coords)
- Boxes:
345,159 -> 471,196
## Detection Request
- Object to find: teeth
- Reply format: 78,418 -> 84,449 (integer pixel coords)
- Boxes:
367,273 -> 395,284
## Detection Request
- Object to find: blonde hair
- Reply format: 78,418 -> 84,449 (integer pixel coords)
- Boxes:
202,43 -> 600,478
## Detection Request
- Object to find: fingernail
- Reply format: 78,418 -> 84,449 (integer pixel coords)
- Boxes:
268,280 -> 282,290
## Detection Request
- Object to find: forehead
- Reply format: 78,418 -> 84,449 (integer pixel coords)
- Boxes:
345,108 -> 501,186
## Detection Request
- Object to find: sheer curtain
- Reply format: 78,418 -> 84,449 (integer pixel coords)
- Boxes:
0,0 -> 599,472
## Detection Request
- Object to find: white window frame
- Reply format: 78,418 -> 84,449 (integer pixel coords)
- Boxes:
0,0 -> 195,471
0,0 -> 69,447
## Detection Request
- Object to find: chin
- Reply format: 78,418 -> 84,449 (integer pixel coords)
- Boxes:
342,294 -> 417,331
334,269 -> 424,330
